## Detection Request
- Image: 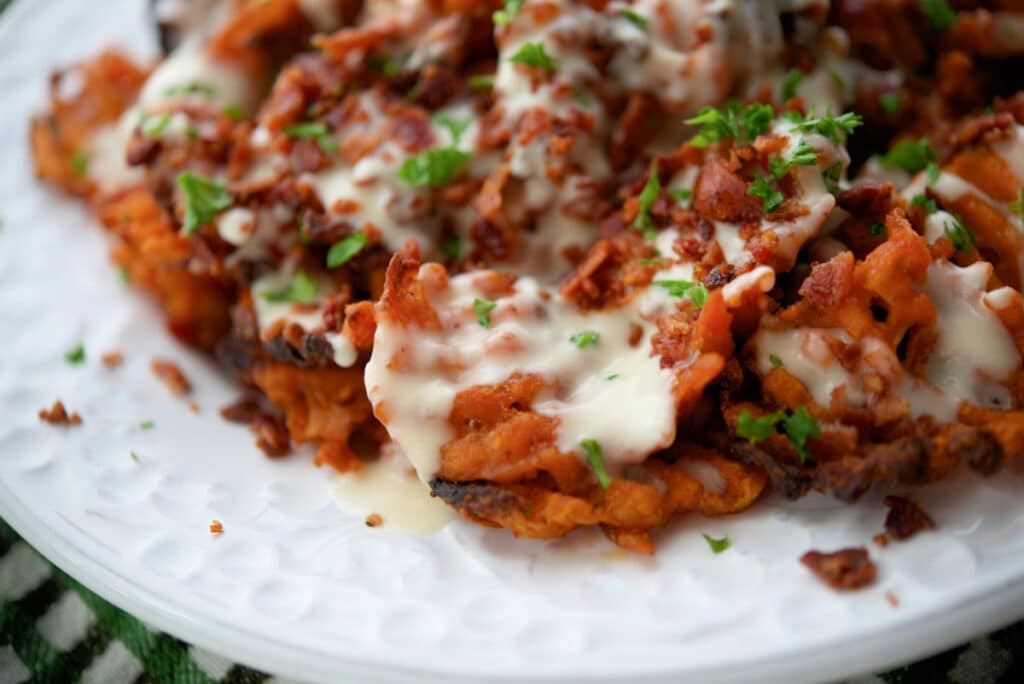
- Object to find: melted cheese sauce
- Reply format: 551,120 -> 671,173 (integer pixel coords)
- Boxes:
365,266 -> 694,481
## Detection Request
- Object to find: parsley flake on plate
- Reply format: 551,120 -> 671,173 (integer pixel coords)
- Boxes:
327,232 -> 367,268
473,298 -> 497,328
176,172 -> 232,235
580,438 -> 611,490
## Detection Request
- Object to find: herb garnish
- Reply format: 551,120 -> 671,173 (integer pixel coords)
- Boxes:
176,172 -> 232,235
65,344 -> 86,365
911,194 -> 938,214
327,232 -> 367,268
781,69 -> 805,101
282,122 -> 339,153
397,148 -> 470,187
262,271 -> 319,304
702,534 -> 730,554
580,438 -> 611,490
943,215 -> 978,253
473,298 -> 497,328
654,279 -> 709,307
786,110 -> 863,143
769,138 -> 818,180
508,42 -> 558,71
621,9 -> 648,29
769,354 -> 784,367
634,161 -> 661,239
880,138 -> 936,174
686,101 -> 774,148
470,74 -> 495,89
432,114 -> 471,145
921,0 -> 957,32
1008,188 -> 1024,222
140,421 -> 155,430
879,93 -> 901,115
492,0 -> 523,26
570,331 -> 600,349
869,220 -> 887,236
670,188 -> 693,204
164,82 -> 216,99
735,406 -> 821,463
748,174 -> 784,214
70,151 -> 90,177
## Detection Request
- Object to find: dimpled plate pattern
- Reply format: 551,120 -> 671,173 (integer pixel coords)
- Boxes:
3,2 -> 1024,683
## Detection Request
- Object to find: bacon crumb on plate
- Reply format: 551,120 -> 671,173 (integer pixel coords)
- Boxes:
800,547 -> 877,591
101,351 -> 124,368
885,591 -> 900,608
38,400 -> 82,426
883,496 -> 936,541
209,520 -> 224,535
151,358 -> 191,395
365,513 -> 383,527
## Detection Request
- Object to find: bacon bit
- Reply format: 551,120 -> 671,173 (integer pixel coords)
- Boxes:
38,400 -> 82,426
800,547 -> 877,590
187,400 -> 201,414
885,591 -> 900,608
151,359 -> 191,395
365,513 -> 383,528
219,397 -> 264,424
799,251 -> 855,307
873,533 -> 890,547
209,520 -> 224,535
883,495 -> 935,540
251,415 -> 291,457
101,351 -> 124,368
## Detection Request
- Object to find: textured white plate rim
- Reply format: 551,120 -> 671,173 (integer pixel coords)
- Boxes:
3,1 -> 1024,682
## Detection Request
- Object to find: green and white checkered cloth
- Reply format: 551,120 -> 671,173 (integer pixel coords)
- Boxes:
0,515 -> 1021,683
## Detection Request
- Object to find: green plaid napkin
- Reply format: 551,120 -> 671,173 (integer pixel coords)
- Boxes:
1,515 -> 1021,683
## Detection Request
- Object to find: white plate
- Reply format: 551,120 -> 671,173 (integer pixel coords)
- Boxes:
3,2 -> 1024,683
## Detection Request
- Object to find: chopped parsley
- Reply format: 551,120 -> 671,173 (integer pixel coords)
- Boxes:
164,81 -> 216,99
1008,188 -> 1024,222
747,174 -> 784,214
634,161 -> 661,239
117,266 -> 132,285
130,451 -> 140,463
606,374 -> 620,381
926,162 -> 940,185
769,138 -> 818,180
327,232 -> 367,268
176,172 -> 232,235
573,86 -> 591,107
70,151 -> 90,177
944,215 -> 978,254
880,138 -> 936,174
686,101 -> 774,148
869,220 -> 887,236
223,104 -> 247,121
621,9 -> 648,29
787,110 -> 863,143
879,92 -> 901,116
140,112 -> 172,138
670,188 -> 693,204
492,0 -> 523,26
440,235 -> 462,260
921,0 -> 957,32
507,42 -> 558,71
473,298 -> 497,328
769,354 -> 784,368
432,114 -> 471,145
262,271 -> 319,304
282,122 -> 339,154
396,148 -> 470,187
580,438 -> 611,490
569,331 -> 600,349
64,344 -> 86,365
781,69 -> 805,101
821,161 -> 843,195
139,420 -> 155,430
735,406 -> 821,463
911,194 -> 938,214
369,55 -> 402,77
829,70 -> 847,93
702,534 -> 730,554
469,74 -> 495,89
654,279 -> 708,307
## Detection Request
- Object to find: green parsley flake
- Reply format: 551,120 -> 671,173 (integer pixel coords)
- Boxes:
493,0 -> 523,26
880,138 -> 936,174
141,113 -> 172,138
735,406 -> 821,463
64,344 -> 86,365
223,104 -> 247,121
921,0 -> 957,32
926,162 -> 940,186
140,421 -> 155,430
473,298 -> 497,328
570,331 -> 600,349
573,86 -> 591,107
654,279 -> 709,307
606,374 -> 620,381
262,271 -> 319,304
70,151 -> 90,178
769,138 -> 818,180
508,42 -> 558,71
788,111 -> 863,143
432,114 -> 471,146
470,74 -> 495,89
781,69 -> 805,101
911,194 -> 938,214
580,438 -> 611,490
369,55 -> 402,77
869,220 -> 887,236
621,9 -> 648,29
634,161 -> 661,239
828,71 -> 847,92
736,408 -> 783,442
117,266 -> 132,285
821,161 -> 843,195
131,451 -> 140,463
702,533 -> 730,554
164,81 -> 216,99
282,122 -> 339,154
670,188 -> 693,204
944,215 -> 978,254
1008,188 -> 1024,222
747,174 -> 784,214
396,148 -> 470,187
440,235 -> 462,260
327,232 -> 367,268
879,92 -> 901,116
176,172 -> 232,235
685,101 -> 773,148
769,354 -> 784,368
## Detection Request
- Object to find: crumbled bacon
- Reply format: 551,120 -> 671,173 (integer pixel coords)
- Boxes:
800,547 -> 877,590
365,513 -> 383,527
883,495 -> 935,540
38,400 -> 82,426
151,359 -> 191,395
209,520 -> 224,535
251,414 -> 292,457
101,351 -> 124,368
